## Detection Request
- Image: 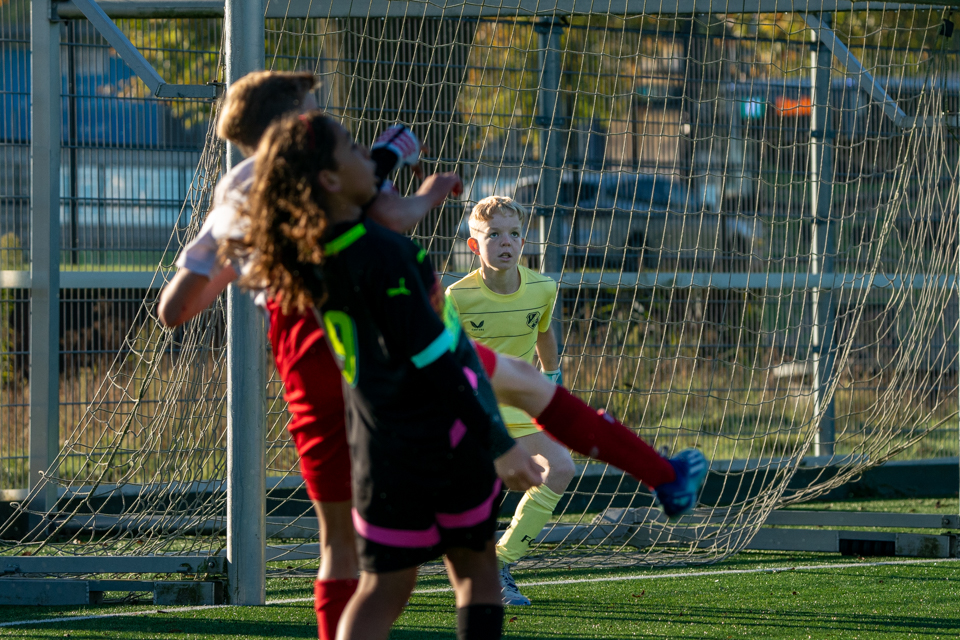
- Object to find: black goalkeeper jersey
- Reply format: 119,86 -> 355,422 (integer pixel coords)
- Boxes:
315,220 -> 513,469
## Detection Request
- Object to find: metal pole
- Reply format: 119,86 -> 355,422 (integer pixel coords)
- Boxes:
536,18 -> 564,275
67,21 -> 79,266
28,1 -> 62,527
225,0 -> 266,606
809,15 -> 837,457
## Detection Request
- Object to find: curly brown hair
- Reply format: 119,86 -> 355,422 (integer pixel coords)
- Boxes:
225,111 -> 339,314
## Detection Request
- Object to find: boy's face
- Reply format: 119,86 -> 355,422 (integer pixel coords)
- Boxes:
325,122 -> 378,206
468,211 -> 524,271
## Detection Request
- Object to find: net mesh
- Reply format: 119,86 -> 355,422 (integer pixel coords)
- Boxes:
2,2 -> 958,573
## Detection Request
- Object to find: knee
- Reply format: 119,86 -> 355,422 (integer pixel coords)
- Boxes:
360,572 -> 416,611
499,358 -> 541,390
512,359 -> 539,376
494,360 -> 555,416
545,450 -> 576,489
515,361 -> 549,394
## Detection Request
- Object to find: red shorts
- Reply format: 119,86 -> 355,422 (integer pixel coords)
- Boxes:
268,300 -> 351,503
473,341 -> 498,378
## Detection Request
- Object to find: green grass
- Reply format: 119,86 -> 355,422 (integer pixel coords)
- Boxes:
2,502 -> 959,639
2,554 -> 959,638
784,497 -> 959,514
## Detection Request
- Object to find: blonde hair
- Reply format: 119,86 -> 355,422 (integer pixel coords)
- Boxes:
217,71 -> 318,156
468,196 -> 527,237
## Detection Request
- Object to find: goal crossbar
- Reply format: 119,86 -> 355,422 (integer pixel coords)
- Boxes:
56,0 -> 954,19
57,0 -> 955,131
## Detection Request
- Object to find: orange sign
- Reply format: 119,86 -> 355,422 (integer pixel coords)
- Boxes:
773,95 -> 812,117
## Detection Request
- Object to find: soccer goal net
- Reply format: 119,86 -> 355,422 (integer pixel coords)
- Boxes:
2,0 -> 958,576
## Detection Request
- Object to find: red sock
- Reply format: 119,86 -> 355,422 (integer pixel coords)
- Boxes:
314,578 -> 358,640
533,386 -> 676,488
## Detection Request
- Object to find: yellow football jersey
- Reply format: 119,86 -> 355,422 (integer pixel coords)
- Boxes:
447,266 -> 558,432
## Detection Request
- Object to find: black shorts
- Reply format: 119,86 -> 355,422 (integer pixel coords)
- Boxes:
350,430 -> 502,574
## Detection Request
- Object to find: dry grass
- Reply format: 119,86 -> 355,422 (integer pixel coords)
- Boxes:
1,288 -> 955,490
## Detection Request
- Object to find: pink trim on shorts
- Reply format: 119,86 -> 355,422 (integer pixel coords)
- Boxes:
462,366 -> 478,390
436,479 -> 502,529
449,419 -> 467,449
352,509 -> 440,548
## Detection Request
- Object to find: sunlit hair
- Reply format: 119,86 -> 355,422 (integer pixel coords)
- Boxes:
217,71 -> 318,156
223,110 -> 339,314
468,195 -> 527,237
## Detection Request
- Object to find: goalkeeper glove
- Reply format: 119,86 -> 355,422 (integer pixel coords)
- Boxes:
543,368 -> 563,387
371,124 -> 421,178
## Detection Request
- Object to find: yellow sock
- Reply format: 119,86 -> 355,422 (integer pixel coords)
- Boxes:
496,485 -> 563,565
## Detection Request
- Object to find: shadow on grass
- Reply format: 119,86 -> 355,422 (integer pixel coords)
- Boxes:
3,605 -> 316,639
9,601 -> 960,640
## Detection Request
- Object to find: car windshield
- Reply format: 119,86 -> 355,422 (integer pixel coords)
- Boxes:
474,171 -> 694,212
632,175 -> 686,208
578,173 -> 690,211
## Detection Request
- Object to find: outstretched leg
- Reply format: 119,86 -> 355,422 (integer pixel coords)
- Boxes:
481,349 -> 675,487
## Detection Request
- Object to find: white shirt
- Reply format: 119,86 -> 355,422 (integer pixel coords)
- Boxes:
175,157 -> 254,279
174,156 -> 268,313
174,155 -> 391,316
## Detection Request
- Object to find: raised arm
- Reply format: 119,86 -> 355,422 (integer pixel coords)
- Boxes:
158,264 -> 238,328
367,172 -> 463,233
157,195 -> 247,328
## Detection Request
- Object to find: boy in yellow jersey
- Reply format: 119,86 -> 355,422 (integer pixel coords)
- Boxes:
447,195 -> 574,607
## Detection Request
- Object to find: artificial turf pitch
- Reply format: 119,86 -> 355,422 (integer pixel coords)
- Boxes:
3,499 -> 959,639
2,553 -> 958,639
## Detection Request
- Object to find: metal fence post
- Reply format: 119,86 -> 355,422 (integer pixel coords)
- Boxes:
536,18 -> 564,275
28,0 -> 61,525
224,0 -> 266,606
809,15 -> 837,457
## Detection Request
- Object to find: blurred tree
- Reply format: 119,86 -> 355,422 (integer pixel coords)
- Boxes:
0,233 -> 24,387
107,18 -> 223,131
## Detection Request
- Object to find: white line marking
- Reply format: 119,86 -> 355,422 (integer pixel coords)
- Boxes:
412,556 -> 960,594
4,556 -> 958,627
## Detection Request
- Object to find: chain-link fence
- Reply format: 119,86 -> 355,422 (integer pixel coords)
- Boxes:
2,7 -> 958,492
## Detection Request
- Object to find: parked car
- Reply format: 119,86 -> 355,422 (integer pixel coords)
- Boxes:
518,170 -> 717,270
459,169 -> 764,271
